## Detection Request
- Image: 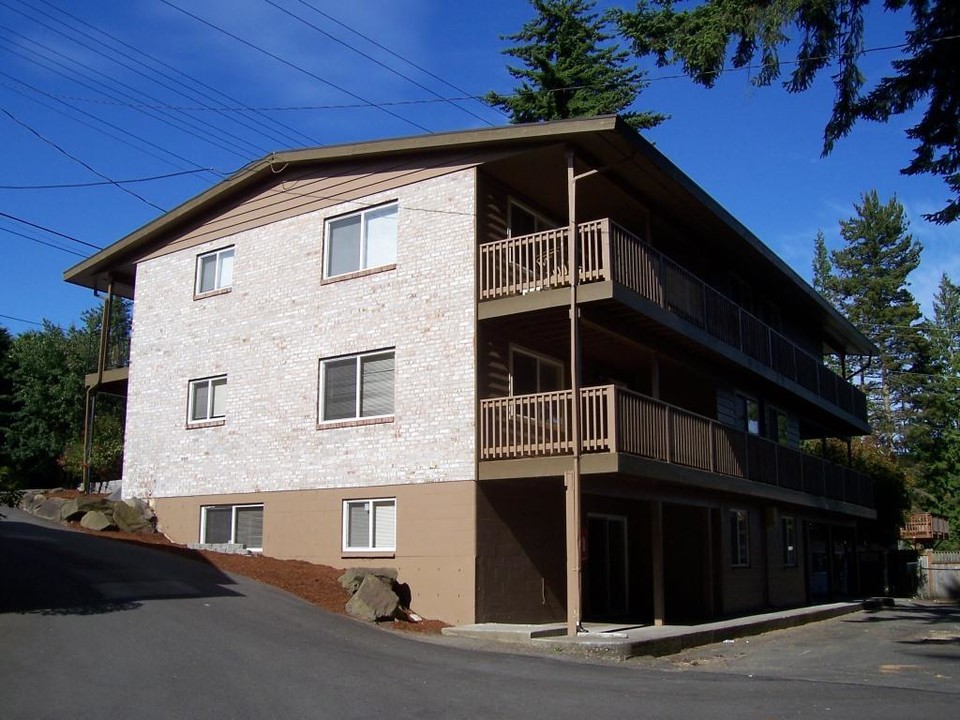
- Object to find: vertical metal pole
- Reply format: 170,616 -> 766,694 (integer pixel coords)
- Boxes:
82,279 -> 114,494
565,150 -> 582,637
652,500 -> 665,626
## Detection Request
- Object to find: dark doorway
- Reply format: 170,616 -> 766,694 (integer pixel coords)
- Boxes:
585,514 -> 628,619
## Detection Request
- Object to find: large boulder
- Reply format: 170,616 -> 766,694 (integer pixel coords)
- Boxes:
34,497 -> 66,521
60,496 -> 109,522
112,500 -> 151,533
339,567 -> 399,595
80,510 -> 117,532
345,575 -> 400,622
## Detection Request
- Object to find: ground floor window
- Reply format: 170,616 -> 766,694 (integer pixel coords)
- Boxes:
201,504 -> 263,551
343,498 -> 396,552
729,509 -> 750,567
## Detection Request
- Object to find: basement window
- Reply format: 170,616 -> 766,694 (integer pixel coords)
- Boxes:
343,498 -> 396,552
201,504 -> 263,551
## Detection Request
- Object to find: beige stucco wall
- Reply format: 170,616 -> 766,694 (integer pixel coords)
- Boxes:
123,168 -> 477,500
154,480 -> 477,625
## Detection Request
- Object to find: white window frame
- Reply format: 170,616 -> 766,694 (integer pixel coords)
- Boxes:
782,515 -> 798,567
318,349 -> 395,423
188,375 -> 227,424
200,503 -> 263,551
342,498 -> 396,552
323,202 -> 398,279
195,246 -> 235,294
730,509 -> 750,567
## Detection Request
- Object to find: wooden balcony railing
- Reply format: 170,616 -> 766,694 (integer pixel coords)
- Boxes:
478,219 -> 868,422
479,385 -> 875,509
86,336 -> 131,373
900,512 -> 950,541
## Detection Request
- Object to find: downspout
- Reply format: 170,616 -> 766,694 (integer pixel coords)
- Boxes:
82,277 -> 114,495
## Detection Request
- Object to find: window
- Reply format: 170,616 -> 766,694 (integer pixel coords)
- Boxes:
508,199 -> 556,237
201,504 -> 263,550
729,509 -> 750,567
782,516 -> 797,567
189,375 -> 227,423
735,394 -> 760,435
510,347 -> 564,395
768,407 -> 789,445
324,203 -> 397,278
343,498 -> 396,552
196,246 -> 235,294
320,350 -> 394,422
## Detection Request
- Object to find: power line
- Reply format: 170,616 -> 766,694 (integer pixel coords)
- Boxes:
29,0 -> 316,148
0,223 -> 89,257
0,169 -> 214,190
1,106 -> 166,212
260,0 -> 495,127
158,0 -> 435,135
293,0 -> 507,120
0,210 -> 102,250
0,312 -> 44,327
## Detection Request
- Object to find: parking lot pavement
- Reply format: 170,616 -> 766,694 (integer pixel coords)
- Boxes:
626,600 -> 960,692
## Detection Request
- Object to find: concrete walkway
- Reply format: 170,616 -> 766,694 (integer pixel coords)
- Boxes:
443,601 -> 885,660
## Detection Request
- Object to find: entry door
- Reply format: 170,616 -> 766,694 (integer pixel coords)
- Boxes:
587,514 -> 628,619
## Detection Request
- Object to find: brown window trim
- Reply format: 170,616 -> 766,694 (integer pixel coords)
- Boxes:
193,287 -> 232,301
186,419 -> 226,430
317,416 -> 394,431
321,263 -> 396,286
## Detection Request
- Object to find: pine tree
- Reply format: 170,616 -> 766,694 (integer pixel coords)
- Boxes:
828,191 -> 924,453
486,0 -> 667,129
909,274 -> 960,548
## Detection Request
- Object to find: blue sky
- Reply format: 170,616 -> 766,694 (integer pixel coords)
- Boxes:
0,0 -> 955,334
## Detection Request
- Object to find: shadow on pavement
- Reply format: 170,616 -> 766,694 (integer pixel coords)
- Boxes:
0,514 -> 244,616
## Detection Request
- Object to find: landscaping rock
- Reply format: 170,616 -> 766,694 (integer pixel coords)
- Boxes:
338,567 -> 399,594
60,496 -> 109,522
112,500 -> 151,532
80,510 -> 116,532
34,497 -> 66,521
345,575 -> 399,622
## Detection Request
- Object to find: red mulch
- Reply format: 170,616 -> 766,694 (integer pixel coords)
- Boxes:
42,490 -> 447,634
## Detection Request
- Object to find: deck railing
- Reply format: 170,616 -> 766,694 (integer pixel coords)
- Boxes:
478,219 -> 868,421
479,385 -> 874,508
900,512 -> 950,541
86,336 -> 131,373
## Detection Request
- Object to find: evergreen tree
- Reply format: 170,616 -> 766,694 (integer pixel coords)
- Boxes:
486,0 -> 667,129
616,1 -> 960,223
827,191 -> 924,453
909,274 -> 960,548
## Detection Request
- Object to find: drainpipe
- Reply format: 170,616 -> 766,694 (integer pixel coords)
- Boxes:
82,277 -> 114,495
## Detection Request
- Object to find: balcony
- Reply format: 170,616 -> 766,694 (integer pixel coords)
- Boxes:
84,336 -> 130,391
478,220 -> 867,422
479,386 -> 874,509
901,512 -> 950,544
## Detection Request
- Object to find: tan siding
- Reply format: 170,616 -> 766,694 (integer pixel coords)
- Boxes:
154,481 -> 477,625
141,153 -> 496,263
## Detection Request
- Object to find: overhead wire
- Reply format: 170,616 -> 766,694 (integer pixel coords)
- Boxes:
0,312 -> 45,327
28,0 -> 316,148
1,106 -> 166,212
260,0 -> 495,127
0,169 -> 216,190
158,0 -> 435,135
0,210 -> 102,250
0,24 -> 265,160
0,223 -> 89,257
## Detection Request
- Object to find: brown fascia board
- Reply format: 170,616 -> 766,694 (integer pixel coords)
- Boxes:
62,114 -> 874,356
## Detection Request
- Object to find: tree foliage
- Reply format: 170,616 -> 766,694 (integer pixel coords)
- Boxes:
0,300 -> 130,489
487,0 -> 667,129
817,191 -> 924,452
616,0 -> 960,223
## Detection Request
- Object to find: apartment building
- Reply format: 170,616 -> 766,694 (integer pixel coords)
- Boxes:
65,116 -> 876,627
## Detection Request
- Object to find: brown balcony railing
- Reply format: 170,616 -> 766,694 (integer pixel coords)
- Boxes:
478,219 -> 868,421
86,336 -> 131,373
479,385 -> 874,508
900,512 -> 950,541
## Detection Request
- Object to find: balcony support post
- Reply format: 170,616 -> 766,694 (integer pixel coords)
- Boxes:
82,277 -> 114,495
652,500 -> 665,626
565,149 -> 583,637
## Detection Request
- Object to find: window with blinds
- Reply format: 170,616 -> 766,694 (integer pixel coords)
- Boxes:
201,504 -> 263,551
325,203 -> 397,278
343,499 -> 396,552
189,375 -> 227,423
196,246 -> 235,294
320,350 -> 395,422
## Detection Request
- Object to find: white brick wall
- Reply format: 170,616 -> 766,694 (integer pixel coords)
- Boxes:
123,170 -> 477,499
